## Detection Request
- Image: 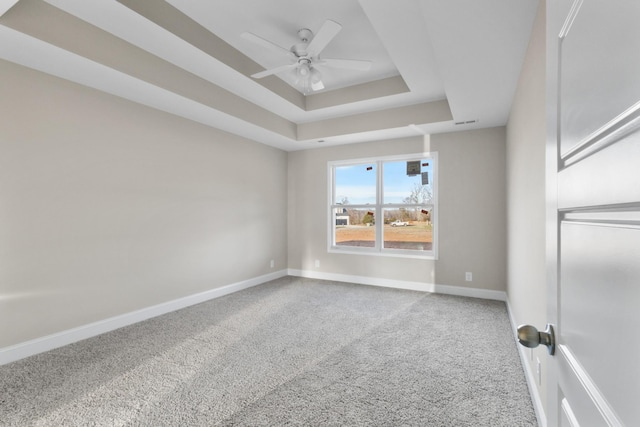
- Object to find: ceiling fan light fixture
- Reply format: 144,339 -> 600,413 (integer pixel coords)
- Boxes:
310,67 -> 321,83
297,62 -> 310,77
294,64 -> 323,94
310,80 -> 325,92
310,67 -> 324,91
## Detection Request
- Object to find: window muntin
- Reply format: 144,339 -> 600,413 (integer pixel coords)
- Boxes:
329,153 -> 437,258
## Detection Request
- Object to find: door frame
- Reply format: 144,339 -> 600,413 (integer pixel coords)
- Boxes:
545,0 -> 562,423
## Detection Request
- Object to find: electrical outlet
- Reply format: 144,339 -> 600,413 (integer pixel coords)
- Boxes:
536,357 -> 542,385
315,259 -> 320,268
465,272 -> 472,281
270,259 -> 274,269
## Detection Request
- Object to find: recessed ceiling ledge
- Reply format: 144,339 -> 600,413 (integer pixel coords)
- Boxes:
0,0 -> 19,17
296,99 -> 452,140
117,0 -> 306,110
305,75 -> 409,111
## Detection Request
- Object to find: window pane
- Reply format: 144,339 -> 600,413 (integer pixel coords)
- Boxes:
383,160 -> 433,204
383,208 -> 432,251
330,155 -> 436,257
334,164 -> 376,205
334,208 -> 376,248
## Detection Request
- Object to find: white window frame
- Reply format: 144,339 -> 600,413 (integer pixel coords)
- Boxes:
328,152 -> 438,260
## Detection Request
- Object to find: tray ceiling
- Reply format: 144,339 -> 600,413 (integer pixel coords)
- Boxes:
0,0 -> 539,151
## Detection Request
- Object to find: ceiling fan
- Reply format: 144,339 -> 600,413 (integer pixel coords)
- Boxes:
241,20 -> 372,94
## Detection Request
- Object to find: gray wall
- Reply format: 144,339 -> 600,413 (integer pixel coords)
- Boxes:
288,127 -> 507,292
1,36 -> 521,357
0,60 -> 288,348
506,0 -> 547,414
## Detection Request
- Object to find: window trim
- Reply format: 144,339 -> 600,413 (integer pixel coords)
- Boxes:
327,152 -> 438,260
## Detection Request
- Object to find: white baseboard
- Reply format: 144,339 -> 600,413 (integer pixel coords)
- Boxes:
0,270 -> 287,366
1,269 -> 507,366
506,300 -> 547,427
287,269 -> 507,301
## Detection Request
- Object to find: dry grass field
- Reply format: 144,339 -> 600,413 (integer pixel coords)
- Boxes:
336,222 -> 432,250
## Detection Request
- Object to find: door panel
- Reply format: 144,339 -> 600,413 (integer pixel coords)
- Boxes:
560,221 -> 640,424
560,398 -> 580,427
550,0 -> 640,426
558,368 -> 608,426
558,125 -> 640,209
559,0 -> 640,154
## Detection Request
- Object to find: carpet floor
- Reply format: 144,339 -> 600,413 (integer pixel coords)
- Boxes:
0,277 -> 537,426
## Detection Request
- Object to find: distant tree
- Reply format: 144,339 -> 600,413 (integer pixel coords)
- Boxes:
399,208 -> 412,222
403,183 -> 433,221
363,212 -> 374,225
350,209 -> 365,225
403,183 -> 433,205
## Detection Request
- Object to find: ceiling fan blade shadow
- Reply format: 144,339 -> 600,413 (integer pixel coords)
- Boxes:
306,20 -> 342,57
251,63 -> 297,79
319,58 -> 372,71
241,32 -> 293,58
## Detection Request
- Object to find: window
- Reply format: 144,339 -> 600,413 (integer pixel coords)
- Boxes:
329,153 -> 437,258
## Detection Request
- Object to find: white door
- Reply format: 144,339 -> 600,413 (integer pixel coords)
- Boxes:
545,0 -> 640,425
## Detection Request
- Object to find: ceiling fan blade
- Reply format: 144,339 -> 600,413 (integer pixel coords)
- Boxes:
306,20 -> 342,57
241,32 -> 293,58
251,63 -> 297,79
319,58 -> 372,71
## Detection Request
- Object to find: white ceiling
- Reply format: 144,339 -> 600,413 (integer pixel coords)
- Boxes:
0,0 -> 539,151
168,0 -> 400,92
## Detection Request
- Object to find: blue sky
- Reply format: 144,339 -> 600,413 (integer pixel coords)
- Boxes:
335,160 -> 433,205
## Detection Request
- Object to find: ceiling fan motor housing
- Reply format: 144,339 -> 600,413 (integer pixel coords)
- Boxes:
291,28 -> 313,57
291,43 -> 308,57
297,28 -> 313,42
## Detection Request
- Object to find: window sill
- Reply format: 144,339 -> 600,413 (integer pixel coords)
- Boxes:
329,246 -> 437,260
